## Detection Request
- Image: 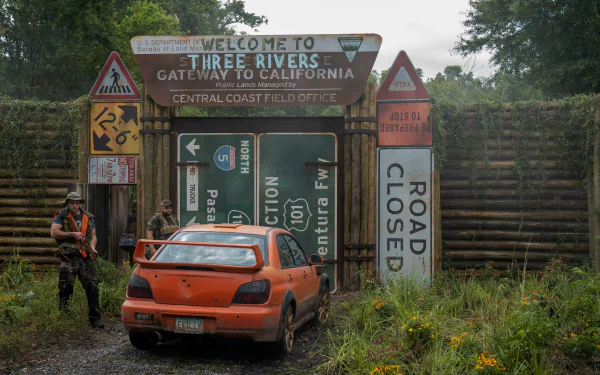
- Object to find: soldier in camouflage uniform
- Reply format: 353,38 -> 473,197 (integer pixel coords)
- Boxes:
50,192 -> 104,329
145,199 -> 180,258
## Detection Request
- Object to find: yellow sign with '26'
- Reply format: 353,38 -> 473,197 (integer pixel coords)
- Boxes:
90,102 -> 140,155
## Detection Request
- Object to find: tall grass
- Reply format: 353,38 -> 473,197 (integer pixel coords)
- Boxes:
0,252 -> 131,354
319,259 -> 600,374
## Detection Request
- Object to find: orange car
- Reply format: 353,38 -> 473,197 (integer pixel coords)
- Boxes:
121,224 -> 330,355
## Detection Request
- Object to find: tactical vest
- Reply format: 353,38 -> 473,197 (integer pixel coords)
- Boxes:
153,213 -> 179,240
54,208 -> 94,256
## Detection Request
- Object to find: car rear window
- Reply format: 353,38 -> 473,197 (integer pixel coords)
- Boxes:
154,232 -> 268,266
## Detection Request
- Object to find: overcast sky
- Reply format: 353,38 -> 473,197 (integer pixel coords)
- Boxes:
237,0 -> 494,80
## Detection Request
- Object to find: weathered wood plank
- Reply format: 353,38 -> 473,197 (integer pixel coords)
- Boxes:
441,199 -> 588,210
441,189 -> 587,199
0,179 -> 76,188
442,210 -> 588,221
441,219 -> 588,232
443,230 -> 588,242
0,236 -> 57,246
444,240 -> 588,251
440,179 -> 580,190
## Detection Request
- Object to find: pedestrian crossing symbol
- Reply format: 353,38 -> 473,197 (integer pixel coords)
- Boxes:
89,51 -> 141,101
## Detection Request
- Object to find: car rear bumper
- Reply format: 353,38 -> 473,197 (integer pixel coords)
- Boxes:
121,298 -> 281,342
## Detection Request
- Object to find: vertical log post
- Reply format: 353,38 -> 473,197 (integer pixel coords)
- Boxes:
139,87 -> 155,241
433,156 -> 443,273
153,102 -> 164,209
77,98 -> 90,183
343,105 -> 352,289
367,83 -> 377,277
138,88 -> 173,243
591,101 -> 600,272
344,82 -> 377,290
162,108 -> 172,202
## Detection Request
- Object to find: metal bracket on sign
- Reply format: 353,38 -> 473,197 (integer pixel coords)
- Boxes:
141,117 -> 172,122
343,256 -> 377,261
343,117 -> 377,123
344,129 -> 377,135
139,129 -> 170,134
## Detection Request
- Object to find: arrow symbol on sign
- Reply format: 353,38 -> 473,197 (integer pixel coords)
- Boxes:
186,138 -> 200,156
185,216 -> 197,227
93,131 -> 113,151
118,105 -> 139,126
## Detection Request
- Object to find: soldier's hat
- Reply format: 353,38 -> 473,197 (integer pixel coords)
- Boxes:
160,199 -> 173,207
64,192 -> 86,205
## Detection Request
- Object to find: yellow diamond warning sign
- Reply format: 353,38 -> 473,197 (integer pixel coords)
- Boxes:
90,102 -> 140,155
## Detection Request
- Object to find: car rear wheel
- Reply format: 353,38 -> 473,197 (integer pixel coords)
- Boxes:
129,332 -> 156,351
316,286 -> 330,324
274,304 -> 295,356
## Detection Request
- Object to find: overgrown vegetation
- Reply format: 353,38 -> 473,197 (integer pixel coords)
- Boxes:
0,252 -> 131,354
319,260 -> 600,374
178,103 -> 344,117
455,0 -> 600,98
0,0 -> 266,101
431,95 -> 597,181
0,98 -> 84,202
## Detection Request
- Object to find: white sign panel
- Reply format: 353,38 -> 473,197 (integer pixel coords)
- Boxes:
88,156 -> 137,184
377,148 -> 432,283
187,165 -> 199,211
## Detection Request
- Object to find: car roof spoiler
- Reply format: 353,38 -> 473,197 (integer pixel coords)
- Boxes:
133,239 -> 264,273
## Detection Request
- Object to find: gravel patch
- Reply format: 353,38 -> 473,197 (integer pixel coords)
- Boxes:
1,309 -> 335,375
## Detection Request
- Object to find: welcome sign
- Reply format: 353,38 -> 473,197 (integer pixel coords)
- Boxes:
131,34 -> 381,106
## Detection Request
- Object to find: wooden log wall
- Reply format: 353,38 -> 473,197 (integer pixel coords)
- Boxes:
137,88 -> 174,241
0,104 -> 84,269
441,106 -> 590,270
588,100 -> 600,272
344,83 -> 377,290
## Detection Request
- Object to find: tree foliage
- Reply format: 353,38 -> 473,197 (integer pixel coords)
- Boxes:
0,0 -> 266,101
426,65 -> 542,104
454,0 -> 600,97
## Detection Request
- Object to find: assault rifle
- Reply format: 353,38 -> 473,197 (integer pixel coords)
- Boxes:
66,216 -> 96,261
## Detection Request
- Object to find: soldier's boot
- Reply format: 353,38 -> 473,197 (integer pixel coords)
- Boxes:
91,319 -> 104,329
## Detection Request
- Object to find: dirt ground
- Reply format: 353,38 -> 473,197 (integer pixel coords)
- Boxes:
0,309 -> 334,375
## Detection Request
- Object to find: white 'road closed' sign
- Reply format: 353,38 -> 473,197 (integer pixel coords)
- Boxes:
377,148 -> 433,283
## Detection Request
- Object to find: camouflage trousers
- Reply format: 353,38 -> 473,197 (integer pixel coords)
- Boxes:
58,255 -> 101,323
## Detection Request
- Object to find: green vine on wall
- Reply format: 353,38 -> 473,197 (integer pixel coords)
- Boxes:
0,97 -> 85,204
432,95 -> 598,187
431,95 -> 598,266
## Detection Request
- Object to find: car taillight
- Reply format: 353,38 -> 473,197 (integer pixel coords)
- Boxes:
231,280 -> 270,304
127,274 -> 154,299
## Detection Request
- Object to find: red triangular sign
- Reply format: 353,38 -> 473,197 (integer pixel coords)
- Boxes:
376,51 -> 430,101
89,52 -> 141,101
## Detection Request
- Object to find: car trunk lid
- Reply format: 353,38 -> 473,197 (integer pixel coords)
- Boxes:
132,240 -> 265,307
139,268 -> 253,307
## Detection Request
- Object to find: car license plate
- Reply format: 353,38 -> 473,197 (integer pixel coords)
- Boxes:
175,317 -> 204,334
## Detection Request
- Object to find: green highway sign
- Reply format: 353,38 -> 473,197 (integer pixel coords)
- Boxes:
258,133 -> 337,290
178,134 -> 255,227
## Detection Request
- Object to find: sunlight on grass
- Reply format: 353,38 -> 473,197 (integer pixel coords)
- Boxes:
319,259 -> 600,374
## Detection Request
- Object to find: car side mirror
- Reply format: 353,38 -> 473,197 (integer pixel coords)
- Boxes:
309,254 -> 324,265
